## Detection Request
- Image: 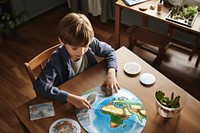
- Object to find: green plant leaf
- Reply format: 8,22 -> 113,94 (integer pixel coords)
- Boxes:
156,90 -> 181,108
156,90 -> 164,102
8,21 -> 15,29
0,7 -> 29,35
170,96 -> 180,108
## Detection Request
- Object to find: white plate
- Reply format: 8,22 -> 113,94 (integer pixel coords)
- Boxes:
139,73 -> 155,85
123,62 -> 141,75
49,118 -> 81,133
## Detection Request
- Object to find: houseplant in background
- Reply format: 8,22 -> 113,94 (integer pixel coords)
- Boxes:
168,0 -> 187,6
0,0 -> 28,45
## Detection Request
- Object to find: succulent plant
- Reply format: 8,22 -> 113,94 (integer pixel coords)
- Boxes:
156,90 -> 180,108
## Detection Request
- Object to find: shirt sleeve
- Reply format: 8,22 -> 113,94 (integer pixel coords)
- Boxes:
34,62 -> 68,103
90,37 -> 118,70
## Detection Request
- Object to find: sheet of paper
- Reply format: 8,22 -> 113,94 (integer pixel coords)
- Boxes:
29,102 -> 55,121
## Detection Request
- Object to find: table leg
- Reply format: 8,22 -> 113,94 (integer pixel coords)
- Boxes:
115,4 -> 121,49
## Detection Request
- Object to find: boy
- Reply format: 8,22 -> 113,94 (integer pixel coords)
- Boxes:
34,13 -> 120,109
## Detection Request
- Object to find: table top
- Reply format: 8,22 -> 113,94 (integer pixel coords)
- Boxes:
116,0 -> 200,34
14,46 -> 200,133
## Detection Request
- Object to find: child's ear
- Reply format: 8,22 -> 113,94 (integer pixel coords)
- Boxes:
58,37 -> 64,44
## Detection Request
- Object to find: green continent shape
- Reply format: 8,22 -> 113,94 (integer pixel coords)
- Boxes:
134,112 -> 146,121
101,110 -> 123,128
100,97 -> 146,128
113,99 -> 146,121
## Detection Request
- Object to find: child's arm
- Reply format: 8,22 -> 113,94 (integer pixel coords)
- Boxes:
67,93 -> 91,109
102,68 -> 120,96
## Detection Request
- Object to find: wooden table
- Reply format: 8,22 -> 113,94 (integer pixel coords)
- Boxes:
14,46 -> 200,133
115,0 -> 200,60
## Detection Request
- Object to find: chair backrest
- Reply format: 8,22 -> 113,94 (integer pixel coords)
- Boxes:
24,44 -> 61,86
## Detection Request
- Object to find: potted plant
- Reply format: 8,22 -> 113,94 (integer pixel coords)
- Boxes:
155,86 -> 187,118
0,0 -> 28,44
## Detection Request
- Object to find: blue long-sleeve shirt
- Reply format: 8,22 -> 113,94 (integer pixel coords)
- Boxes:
34,37 -> 117,103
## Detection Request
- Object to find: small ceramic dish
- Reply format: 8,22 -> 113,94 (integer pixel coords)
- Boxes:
139,73 -> 155,85
123,62 -> 141,75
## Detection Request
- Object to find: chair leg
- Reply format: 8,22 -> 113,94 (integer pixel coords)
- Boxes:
128,36 -> 137,50
189,43 -> 198,61
153,45 -> 167,67
152,58 -> 159,67
153,54 -> 163,67
195,53 -> 200,68
189,36 -> 199,61
128,36 -> 133,50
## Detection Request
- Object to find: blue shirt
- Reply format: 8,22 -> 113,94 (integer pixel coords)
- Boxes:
34,37 -> 117,103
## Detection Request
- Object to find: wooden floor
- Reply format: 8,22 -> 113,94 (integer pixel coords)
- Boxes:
0,3 -> 199,132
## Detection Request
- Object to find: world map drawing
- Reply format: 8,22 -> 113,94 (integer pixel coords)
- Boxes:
76,87 -> 146,133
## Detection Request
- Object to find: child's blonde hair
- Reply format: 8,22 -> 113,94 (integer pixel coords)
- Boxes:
58,13 -> 94,46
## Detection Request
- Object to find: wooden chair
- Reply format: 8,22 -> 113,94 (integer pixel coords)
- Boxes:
127,25 -> 170,67
168,28 -> 200,62
195,52 -> 200,68
169,28 -> 200,68
24,44 -> 61,86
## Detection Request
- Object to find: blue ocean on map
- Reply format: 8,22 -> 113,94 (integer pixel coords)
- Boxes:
76,87 -> 146,133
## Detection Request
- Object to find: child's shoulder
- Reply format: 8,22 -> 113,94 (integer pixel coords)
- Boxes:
50,45 -> 69,63
51,45 -> 63,56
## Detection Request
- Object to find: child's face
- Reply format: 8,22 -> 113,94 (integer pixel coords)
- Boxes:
65,44 -> 89,62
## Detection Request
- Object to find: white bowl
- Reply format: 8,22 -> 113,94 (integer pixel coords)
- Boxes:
168,0 -> 187,6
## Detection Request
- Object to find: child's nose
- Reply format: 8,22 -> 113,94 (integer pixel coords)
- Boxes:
78,47 -> 85,55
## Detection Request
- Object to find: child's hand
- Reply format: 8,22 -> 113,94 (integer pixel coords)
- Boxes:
67,93 -> 91,109
102,68 -> 120,96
